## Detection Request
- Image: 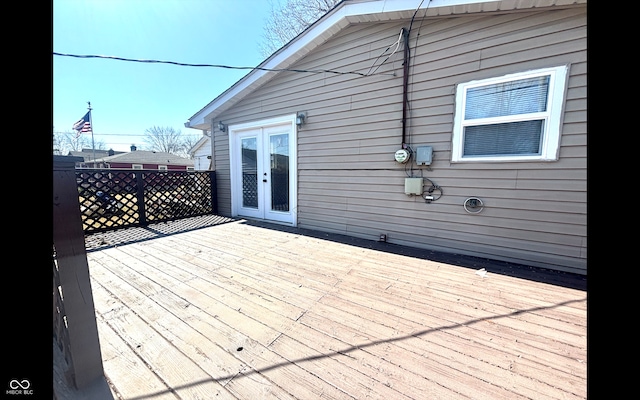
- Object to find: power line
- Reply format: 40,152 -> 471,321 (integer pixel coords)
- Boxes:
53,52 -> 394,77
366,29 -> 404,76
408,0 -> 428,33
403,0 -> 432,153
53,131 -> 202,137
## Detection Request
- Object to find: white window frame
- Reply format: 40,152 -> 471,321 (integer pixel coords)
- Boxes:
451,65 -> 569,162
132,164 -> 143,170
158,165 -> 168,171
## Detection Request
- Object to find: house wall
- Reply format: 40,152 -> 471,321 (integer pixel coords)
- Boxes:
192,138 -> 212,170
211,6 -> 587,274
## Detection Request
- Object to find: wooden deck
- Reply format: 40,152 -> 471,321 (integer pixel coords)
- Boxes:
85,216 -> 587,400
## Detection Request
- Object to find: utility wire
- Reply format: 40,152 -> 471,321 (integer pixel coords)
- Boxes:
408,0 -> 427,33
411,0 -> 431,56
53,52 -> 395,77
53,131 -> 201,137
364,0 -> 429,79
365,29 -> 404,76
404,0 -> 431,162
54,3 -> 433,79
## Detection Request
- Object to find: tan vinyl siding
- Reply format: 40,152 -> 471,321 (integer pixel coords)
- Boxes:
212,136 -> 231,216
213,6 -> 587,274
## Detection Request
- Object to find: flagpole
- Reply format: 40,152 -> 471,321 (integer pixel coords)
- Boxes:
87,101 -> 95,166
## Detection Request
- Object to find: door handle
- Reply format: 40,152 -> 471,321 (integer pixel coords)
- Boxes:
263,179 -> 267,182
263,172 -> 267,182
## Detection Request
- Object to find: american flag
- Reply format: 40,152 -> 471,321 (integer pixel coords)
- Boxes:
73,111 -> 92,137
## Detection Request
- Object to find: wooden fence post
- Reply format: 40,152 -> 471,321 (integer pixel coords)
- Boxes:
53,156 -> 112,398
210,170 -> 218,215
135,170 -> 148,227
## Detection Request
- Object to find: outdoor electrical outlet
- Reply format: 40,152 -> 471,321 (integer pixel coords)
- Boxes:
379,234 -> 387,242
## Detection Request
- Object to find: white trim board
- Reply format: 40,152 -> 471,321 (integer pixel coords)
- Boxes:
229,114 -> 298,226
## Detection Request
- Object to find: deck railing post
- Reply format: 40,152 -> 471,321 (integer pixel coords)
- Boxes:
210,170 -> 218,215
53,156 -> 112,397
135,170 -> 148,226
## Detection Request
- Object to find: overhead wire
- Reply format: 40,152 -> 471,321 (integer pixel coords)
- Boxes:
54,3 -> 436,80
53,131 -> 201,138
365,29 -> 404,76
364,0 -> 429,79
55,0 -> 433,152
408,0 -> 427,33
404,0 -> 431,157
54,2 -> 433,80
53,52 -> 395,77
402,0 -> 427,150
403,0 -> 430,179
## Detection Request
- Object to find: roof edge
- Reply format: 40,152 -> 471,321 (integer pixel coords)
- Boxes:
186,0 -> 586,130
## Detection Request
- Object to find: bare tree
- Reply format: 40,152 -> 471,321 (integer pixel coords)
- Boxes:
179,134 -> 201,159
143,125 -> 195,156
53,130 -> 106,155
259,0 -> 341,58
53,131 -> 64,155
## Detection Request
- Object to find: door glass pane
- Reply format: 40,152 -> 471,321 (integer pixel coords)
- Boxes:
241,137 -> 258,208
269,133 -> 289,212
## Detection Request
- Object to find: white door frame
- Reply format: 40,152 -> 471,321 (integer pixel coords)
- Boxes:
229,114 -> 297,226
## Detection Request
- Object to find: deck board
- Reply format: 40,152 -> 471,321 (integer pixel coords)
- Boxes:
93,292 -> 179,400
86,218 -> 586,399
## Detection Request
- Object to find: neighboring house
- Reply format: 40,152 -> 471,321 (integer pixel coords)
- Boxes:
189,135 -> 213,171
185,0 -> 587,275
67,148 -> 126,168
82,145 -> 194,171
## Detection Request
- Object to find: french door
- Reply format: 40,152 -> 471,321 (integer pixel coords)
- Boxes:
230,116 -> 297,225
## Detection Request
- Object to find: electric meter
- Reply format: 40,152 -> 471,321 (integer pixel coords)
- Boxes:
394,149 -> 410,163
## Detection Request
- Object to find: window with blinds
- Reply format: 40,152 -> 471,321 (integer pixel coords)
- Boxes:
451,66 -> 569,162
